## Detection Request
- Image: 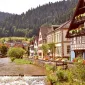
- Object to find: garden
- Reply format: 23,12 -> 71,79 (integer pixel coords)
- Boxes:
45,57 -> 85,85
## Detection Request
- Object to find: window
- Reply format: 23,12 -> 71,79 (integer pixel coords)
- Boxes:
39,53 -> 42,56
76,37 -> 81,44
67,45 -> 70,54
56,47 -> 61,55
82,36 -> 85,43
72,37 -> 76,44
43,40 -> 46,43
56,32 -> 61,43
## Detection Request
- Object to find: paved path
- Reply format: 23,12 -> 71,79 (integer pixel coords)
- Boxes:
0,58 -> 46,76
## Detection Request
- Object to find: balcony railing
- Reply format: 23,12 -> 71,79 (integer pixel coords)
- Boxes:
69,26 -> 85,37
71,44 -> 85,50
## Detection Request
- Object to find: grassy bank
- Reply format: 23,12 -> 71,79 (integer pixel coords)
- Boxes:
14,59 -> 33,64
0,37 -> 30,42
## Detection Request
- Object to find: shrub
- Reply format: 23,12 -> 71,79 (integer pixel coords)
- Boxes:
72,62 -> 85,84
0,45 -> 8,56
56,70 -> 68,82
41,44 -> 49,56
47,72 -> 57,84
7,47 -> 25,59
10,57 -> 15,62
45,64 -> 56,72
14,59 -> 33,64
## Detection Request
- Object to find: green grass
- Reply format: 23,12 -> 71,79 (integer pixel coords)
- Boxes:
55,82 -> 85,85
14,59 -> 33,64
0,37 -> 30,42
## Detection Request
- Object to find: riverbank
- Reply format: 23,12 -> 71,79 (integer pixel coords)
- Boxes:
0,57 -> 46,76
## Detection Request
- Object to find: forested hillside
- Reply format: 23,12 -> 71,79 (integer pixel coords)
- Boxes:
0,0 -> 78,37
0,12 -> 12,21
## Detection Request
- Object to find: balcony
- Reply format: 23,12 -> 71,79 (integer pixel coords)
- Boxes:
69,26 -> 85,37
71,44 -> 85,50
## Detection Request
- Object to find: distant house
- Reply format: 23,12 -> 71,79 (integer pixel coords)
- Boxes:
33,36 -> 38,57
29,40 -> 35,58
47,25 -> 59,59
38,25 -> 50,59
55,21 -> 71,59
47,21 -> 71,60
66,0 -> 85,60
29,36 -> 38,58
47,25 -> 60,44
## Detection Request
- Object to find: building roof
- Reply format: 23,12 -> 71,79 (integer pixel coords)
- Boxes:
66,0 -> 85,38
46,21 -> 70,35
47,25 -> 60,34
55,20 -> 71,30
40,25 -> 51,39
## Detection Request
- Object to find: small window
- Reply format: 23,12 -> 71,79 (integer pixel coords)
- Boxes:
39,53 -> 42,56
67,45 -> 70,54
82,36 -> 85,43
56,47 -> 61,55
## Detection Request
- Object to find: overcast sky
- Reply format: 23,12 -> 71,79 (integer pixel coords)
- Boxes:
0,0 -> 63,14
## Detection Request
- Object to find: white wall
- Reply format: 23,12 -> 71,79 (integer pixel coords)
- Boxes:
63,43 -> 70,57
55,31 -> 62,43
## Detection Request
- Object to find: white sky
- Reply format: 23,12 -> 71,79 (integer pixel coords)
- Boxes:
0,0 -> 63,14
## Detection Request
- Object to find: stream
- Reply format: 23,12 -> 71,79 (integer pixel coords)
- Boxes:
0,76 -> 46,85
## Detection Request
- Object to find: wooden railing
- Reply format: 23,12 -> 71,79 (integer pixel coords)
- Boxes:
56,61 -> 68,70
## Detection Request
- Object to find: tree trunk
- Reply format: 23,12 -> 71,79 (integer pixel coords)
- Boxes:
50,81 -> 54,85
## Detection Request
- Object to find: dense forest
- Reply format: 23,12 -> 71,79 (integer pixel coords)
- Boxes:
0,0 -> 78,37
0,12 -> 12,21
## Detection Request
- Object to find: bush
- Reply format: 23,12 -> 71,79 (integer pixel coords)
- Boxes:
72,62 -> 85,84
56,70 -> 68,82
7,47 -> 25,59
0,45 -> 8,56
45,64 -> 56,72
45,64 -> 73,85
10,57 -> 15,62
14,59 -> 33,64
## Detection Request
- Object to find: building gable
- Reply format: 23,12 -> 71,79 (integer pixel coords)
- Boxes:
66,0 -> 85,38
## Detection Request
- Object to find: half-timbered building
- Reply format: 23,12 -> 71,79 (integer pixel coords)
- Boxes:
66,0 -> 85,60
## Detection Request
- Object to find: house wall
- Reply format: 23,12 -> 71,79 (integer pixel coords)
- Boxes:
47,32 -> 54,44
47,34 -> 52,44
34,40 -> 38,49
71,36 -> 85,50
38,30 -> 43,59
55,43 -> 62,57
63,30 -> 70,58
55,31 -> 62,43
71,36 -> 85,60
63,30 -> 70,42
29,45 -> 34,58
63,43 -> 70,57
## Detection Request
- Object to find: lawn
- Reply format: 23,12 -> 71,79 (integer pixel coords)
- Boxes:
14,59 -> 33,64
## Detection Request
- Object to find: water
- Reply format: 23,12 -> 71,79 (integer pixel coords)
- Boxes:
0,76 -> 46,85
0,58 -> 47,84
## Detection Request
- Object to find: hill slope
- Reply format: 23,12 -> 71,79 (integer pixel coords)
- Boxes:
0,12 -> 12,21
0,0 -> 78,37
